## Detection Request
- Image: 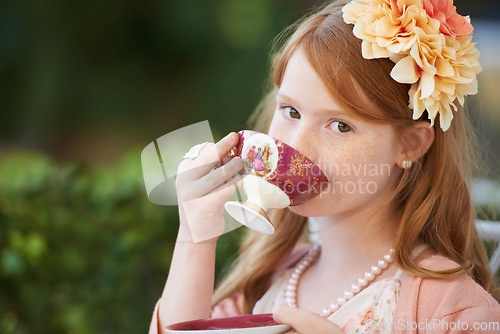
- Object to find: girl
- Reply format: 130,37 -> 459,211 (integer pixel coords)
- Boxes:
150,0 -> 500,332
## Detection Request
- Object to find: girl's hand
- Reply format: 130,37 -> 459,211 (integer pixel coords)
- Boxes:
273,305 -> 345,334
175,132 -> 244,243
211,293 -> 243,318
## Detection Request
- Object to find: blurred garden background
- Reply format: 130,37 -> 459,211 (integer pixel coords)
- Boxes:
1,0 -> 499,333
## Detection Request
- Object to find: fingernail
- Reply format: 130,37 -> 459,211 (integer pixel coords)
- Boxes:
224,132 -> 236,141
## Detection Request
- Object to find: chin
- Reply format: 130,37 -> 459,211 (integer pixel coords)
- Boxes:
288,196 -> 332,217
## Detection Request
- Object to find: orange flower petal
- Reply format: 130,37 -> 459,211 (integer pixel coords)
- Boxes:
391,56 -> 420,83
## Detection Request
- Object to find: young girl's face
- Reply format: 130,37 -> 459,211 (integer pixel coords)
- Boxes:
268,48 -> 404,219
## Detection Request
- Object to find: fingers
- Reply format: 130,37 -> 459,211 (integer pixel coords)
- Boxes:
188,132 -> 240,179
213,155 -> 233,169
204,173 -> 244,203
273,305 -> 344,334
211,295 -> 242,318
199,157 -> 243,191
200,174 -> 242,207
180,175 -> 243,243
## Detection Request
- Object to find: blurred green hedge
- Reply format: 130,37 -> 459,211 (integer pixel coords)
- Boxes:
0,150 -> 242,334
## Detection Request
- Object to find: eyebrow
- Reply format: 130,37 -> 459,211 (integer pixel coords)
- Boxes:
276,92 -> 349,118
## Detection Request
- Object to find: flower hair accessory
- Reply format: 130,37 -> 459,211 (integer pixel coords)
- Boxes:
342,0 -> 482,131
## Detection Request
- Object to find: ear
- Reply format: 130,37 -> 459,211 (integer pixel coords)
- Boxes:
396,121 -> 435,168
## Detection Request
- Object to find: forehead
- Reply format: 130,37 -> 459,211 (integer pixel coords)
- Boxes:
279,48 -> 380,122
286,48 -> 403,124
279,49 -> 342,111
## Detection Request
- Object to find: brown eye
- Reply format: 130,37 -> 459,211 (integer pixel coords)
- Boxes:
331,121 -> 351,133
285,107 -> 301,119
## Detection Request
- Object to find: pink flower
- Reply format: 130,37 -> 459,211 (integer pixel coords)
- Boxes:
423,0 -> 473,37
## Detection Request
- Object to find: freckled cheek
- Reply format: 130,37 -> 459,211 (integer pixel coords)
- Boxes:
316,142 -> 392,183
294,139 -> 319,162
316,145 -> 363,174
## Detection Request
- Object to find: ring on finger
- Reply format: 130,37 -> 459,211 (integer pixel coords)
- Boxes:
183,142 -> 209,160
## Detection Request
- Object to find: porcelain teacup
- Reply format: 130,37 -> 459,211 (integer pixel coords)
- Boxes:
224,130 -> 329,234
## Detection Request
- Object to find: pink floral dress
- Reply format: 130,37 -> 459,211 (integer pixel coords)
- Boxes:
334,271 -> 402,333
254,243 -> 431,333
253,268 -> 404,334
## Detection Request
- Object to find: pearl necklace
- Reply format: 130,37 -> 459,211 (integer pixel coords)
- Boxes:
285,243 -> 395,318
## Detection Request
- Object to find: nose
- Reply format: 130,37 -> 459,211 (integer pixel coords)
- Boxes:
284,125 -> 317,162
